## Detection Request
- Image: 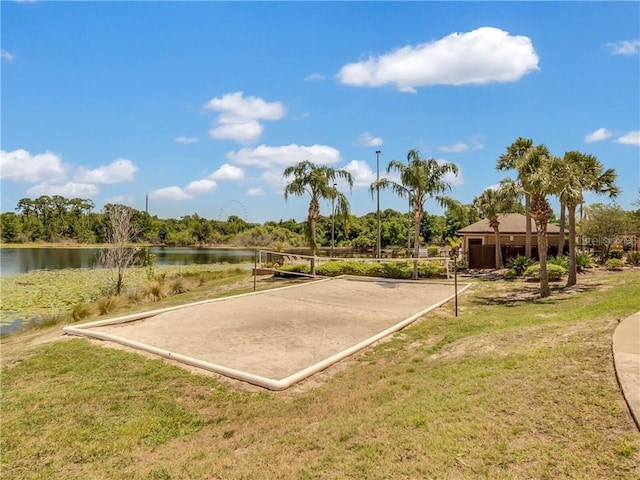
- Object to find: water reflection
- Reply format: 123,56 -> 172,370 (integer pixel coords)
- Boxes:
0,247 -> 256,277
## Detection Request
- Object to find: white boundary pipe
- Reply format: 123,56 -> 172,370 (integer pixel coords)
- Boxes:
64,276 -> 472,391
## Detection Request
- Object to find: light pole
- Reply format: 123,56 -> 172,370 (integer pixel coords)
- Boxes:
376,150 -> 381,259
331,183 -> 337,258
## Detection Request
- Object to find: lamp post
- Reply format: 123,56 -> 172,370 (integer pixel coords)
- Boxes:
331,183 -> 337,258
376,150 -> 381,259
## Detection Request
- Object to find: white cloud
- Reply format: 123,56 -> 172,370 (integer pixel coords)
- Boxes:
26,181 -> 99,197
585,127 -> 613,144
292,112 -> 310,121
209,120 -> 264,144
260,169 -> 289,193
1,49 -> 15,62
185,179 -> 217,195
175,136 -> 198,145
471,135 -> 485,150
75,158 -> 138,184
304,73 -> 326,81
616,131 -> 640,146
204,92 -> 286,144
338,27 -> 539,93
247,187 -> 265,196
1,149 -> 67,183
343,160 -> 377,188
227,144 -> 341,169
150,186 -> 193,201
438,142 -> 469,153
355,132 -> 384,147
605,40 -> 640,55
209,163 -> 245,181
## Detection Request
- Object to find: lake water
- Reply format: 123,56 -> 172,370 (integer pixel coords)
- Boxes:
0,247 -> 257,277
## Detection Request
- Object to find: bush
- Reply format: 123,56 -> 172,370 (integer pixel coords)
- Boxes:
609,249 -> 624,260
605,258 -> 624,271
503,269 -> 518,280
71,303 -> 96,322
523,263 -> 567,281
427,246 -> 440,257
276,264 -> 311,277
548,255 -> 569,269
576,251 -> 596,272
97,296 -> 127,315
418,260 -> 446,278
167,275 -> 193,295
507,255 -> 534,276
626,251 -> 640,266
140,281 -> 168,302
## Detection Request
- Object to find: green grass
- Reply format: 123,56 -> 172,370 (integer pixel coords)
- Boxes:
1,271 -> 639,479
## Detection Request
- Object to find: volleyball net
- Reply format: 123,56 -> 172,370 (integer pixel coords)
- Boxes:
256,250 -> 452,280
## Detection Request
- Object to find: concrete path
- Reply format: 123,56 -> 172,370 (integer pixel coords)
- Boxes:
613,312 -> 640,430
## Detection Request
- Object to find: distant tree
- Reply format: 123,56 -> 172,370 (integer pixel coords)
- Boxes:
582,204 -> 630,263
373,149 -> 459,279
283,161 -> 354,273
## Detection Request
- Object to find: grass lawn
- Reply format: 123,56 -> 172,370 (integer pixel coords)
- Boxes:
1,271 -> 639,479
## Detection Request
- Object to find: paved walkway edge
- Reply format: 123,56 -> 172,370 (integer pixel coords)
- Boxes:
612,312 -> 640,431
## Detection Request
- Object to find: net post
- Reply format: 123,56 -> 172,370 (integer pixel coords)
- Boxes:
253,249 -> 257,292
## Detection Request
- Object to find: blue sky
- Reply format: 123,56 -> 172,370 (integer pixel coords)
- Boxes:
2,1 -> 639,223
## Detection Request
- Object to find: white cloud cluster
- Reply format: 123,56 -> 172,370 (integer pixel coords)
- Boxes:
1,149 -> 139,198
1,149 -> 67,183
338,27 -> 539,93
150,163 -> 245,202
247,187 -> 264,197
585,127 -> 612,144
356,132 -> 383,147
343,160 -> 377,188
438,142 -> 469,153
175,136 -> 198,145
205,92 -> 286,144
605,40 -> 640,55
227,144 -> 341,169
1,49 -> 15,62
304,73 -> 325,81
584,128 -> 639,146
616,131 -> 640,146
75,158 -> 138,184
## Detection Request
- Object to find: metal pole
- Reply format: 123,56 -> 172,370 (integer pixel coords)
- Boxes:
376,150 -> 381,259
454,256 -> 458,317
331,184 -> 336,258
253,248 -> 257,292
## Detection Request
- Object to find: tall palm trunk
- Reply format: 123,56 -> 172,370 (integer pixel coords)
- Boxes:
557,202 -> 566,254
308,197 -> 319,275
530,195 -> 552,298
525,194 -> 532,258
412,207 -> 422,280
566,205 -> 578,287
489,217 -> 503,269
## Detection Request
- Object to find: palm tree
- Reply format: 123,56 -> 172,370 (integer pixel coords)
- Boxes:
283,161 -> 353,274
509,144 -> 558,298
497,137 -> 534,257
555,151 -> 618,287
473,186 -> 521,269
372,149 -> 458,279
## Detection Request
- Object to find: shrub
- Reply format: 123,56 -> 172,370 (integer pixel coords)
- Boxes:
71,302 -> 96,322
167,275 -> 193,295
418,260 -> 446,278
609,249 -> 624,260
626,251 -> 640,266
38,308 -> 67,327
507,255 -> 534,276
427,246 -> 440,257
140,281 -> 168,302
97,296 -> 127,315
503,269 -> 517,280
523,263 -> 567,281
576,251 -> 596,272
381,262 -> 413,279
605,258 -> 624,271
276,264 -> 311,277
548,255 -> 569,269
